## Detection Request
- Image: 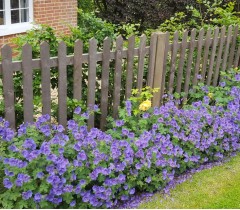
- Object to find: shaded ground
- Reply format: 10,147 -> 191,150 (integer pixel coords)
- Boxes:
139,153 -> 240,209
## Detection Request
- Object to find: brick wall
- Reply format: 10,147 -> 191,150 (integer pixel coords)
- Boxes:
0,0 -> 78,48
34,0 -> 78,35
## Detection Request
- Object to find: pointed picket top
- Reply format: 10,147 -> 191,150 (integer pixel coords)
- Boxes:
58,41 -> 67,50
103,36 -> 111,42
139,34 -> 147,48
227,25 -> 233,32
75,39 -> 83,45
1,44 -> 12,59
40,41 -> 50,55
103,37 -> 112,49
213,26 -> 220,36
220,25 -> 226,33
198,28 -> 205,40
116,35 -> 124,48
116,34 -> 124,41
128,34 -> 135,42
127,35 -> 135,50
173,30 -> 179,41
189,29 -> 197,45
40,41 -> 50,48
140,34 -> 147,40
22,43 -> 32,58
139,34 -> 147,46
22,43 -> 32,61
233,24 -> 239,34
205,27 -> 212,38
22,42 -> 32,49
89,37 -> 98,46
190,28 -> 197,37
172,30 -> 179,45
182,29 -> 188,40
1,44 -> 11,50
74,39 -> 83,55
74,39 -> 83,51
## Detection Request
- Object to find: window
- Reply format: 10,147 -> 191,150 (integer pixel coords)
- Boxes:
0,0 -> 34,36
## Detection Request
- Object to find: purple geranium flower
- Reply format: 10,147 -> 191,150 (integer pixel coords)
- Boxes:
3,178 -> 13,189
22,190 -> 32,200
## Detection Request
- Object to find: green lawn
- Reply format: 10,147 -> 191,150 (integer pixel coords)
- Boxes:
139,154 -> 240,209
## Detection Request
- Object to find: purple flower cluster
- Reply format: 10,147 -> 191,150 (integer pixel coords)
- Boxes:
0,84 -> 240,208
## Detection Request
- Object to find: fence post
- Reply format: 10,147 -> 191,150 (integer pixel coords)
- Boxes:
152,32 -> 169,107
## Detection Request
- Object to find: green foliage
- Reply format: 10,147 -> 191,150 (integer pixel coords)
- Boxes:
187,68 -> 240,107
12,25 -> 59,58
64,9 -> 116,51
78,0 -> 95,13
155,0 -> 240,38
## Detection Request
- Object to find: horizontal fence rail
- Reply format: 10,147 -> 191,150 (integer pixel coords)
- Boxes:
0,25 -> 239,130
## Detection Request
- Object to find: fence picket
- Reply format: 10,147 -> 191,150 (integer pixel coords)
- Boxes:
228,25 -> 238,69
22,44 -> 33,123
126,35 -> 135,98
176,30 -> 188,93
73,40 -> 83,100
160,32 -> 170,99
234,45 -> 240,68
213,26 -> 226,86
201,28 -> 212,82
192,28 -> 205,86
87,38 -> 98,128
184,29 -> 197,95
137,34 -> 147,90
100,37 -> 111,130
58,42 -> 68,128
40,42 -> 51,118
1,45 -> 15,129
147,33 -> 157,88
113,36 -> 123,118
222,25 -> 233,72
168,31 -> 179,94
207,27 -> 220,86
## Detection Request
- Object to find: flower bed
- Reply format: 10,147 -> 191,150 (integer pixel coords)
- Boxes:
0,70 -> 240,209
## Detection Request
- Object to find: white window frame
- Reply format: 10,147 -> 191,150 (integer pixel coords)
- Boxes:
0,0 -> 34,36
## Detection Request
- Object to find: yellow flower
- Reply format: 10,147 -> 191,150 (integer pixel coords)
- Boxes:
139,100 -> 151,111
208,93 -> 213,99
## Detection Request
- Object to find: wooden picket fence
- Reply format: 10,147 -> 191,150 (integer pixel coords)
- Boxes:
0,25 -> 239,130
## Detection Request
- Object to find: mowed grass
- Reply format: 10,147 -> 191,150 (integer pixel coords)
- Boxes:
139,153 -> 240,209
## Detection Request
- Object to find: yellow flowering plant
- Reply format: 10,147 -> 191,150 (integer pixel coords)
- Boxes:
139,100 -> 152,111
106,87 -> 160,138
129,86 -> 159,115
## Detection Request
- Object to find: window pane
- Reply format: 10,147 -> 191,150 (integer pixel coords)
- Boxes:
11,0 -> 19,9
0,11 -> 4,25
0,0 -> 4,10
11,10 -> 20,23
20,0 -> 29,8
21,9 -> 28,22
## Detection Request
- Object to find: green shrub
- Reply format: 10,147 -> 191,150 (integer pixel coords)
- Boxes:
186,68 -> 240,107
155,0 -> 240,38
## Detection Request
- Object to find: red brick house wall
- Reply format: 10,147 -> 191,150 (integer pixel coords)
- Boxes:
0,0 -> 78,48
